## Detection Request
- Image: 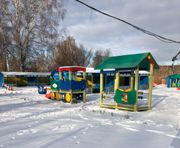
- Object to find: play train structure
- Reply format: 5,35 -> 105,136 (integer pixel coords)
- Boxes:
46,66 -> 94,103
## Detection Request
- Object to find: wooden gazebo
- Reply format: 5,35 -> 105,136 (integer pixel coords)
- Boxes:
96,52 -> 159,111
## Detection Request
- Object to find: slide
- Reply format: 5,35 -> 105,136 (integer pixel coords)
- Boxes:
76,76 -> 95,88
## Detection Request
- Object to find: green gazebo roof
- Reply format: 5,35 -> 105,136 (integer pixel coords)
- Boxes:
95,52 -> 159,70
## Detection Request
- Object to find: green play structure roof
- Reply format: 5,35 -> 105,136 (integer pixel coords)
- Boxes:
167,74 -> 180,79
95,52 -> 159,70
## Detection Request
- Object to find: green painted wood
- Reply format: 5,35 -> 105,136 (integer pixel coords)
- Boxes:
167,74 -> 180,79
95,52 -> 159,70
114,89 -> 137,105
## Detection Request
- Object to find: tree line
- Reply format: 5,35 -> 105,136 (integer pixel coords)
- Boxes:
0,0 -> 110,72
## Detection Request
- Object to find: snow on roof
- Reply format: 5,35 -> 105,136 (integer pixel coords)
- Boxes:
86,67 -> 100,73
86,67 -> 115,73
86,68 -> 149,75
2,72 -> 50,77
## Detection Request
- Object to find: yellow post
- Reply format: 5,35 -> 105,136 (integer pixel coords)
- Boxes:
130,70 -> 134,89
134,67 -> 139,112
83,71 -> 86,102
100,70 -> 104,107
148,63 -> 154,110
69,71 -> 73,104
114,71 -> 119,93
114,71 -> 119,110
59,72 -> 62,80
91,74 -> 93,94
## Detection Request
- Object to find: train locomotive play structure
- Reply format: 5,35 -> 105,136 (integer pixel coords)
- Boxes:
47,66 -> 88,103
95,52 -> 159,111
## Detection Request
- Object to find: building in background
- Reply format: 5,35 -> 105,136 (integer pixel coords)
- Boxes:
1,72 -> 50,87
166,74 -> 180,88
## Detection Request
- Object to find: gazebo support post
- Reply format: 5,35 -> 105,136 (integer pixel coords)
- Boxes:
100,70 -> 104,107
130,70 -> 134,89
114,70 -> 119,109
134,67 -> 139,112
148,63 -> 154,110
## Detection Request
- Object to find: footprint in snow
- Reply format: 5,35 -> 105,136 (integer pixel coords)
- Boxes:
52,126 -> 60,131
16,129 -> 37,136
34,121 -> 39,124
72,136 -> 80,145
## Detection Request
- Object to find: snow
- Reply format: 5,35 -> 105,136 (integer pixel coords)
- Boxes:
0,86 -> 179,148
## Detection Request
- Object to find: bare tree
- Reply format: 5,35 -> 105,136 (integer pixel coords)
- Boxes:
54,36 -> 93,67
92,49 -> 111,68
154,65 -> 180,84
0,0 -> 66,71
0,30 -> 11,71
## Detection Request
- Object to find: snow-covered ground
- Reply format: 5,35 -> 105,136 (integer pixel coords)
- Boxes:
0,86 -> 179,148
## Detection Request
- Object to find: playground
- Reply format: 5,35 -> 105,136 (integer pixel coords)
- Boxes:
0,85 -> 179,148
0,52 -> 179,147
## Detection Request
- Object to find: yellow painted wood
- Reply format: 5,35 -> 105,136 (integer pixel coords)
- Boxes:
83,71 -> 86,102
134,67 -> 139,112
148,64 -> 153,110
83,90 -> 86,103
115,102 -> 118,110
59,72 -> 62,80
100,71 -> 104,106
56,93 -> 62,101
68,71 -> 73,104
114,71 -> 120,110
50,92 -> 55,100
69,91 -> 73,104
101,104 -> 134,111
65,93 -> 71,103
91,74 -> 93,94
114,71 -> 119,93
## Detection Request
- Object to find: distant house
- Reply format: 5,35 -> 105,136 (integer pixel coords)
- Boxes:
166,74 -> 180,88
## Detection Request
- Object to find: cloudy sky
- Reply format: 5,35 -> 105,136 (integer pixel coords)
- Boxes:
62,0 -> 180,65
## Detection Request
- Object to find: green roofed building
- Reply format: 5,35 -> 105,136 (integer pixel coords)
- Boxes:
95,52 -> 159,112
166,74 -> 180,88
